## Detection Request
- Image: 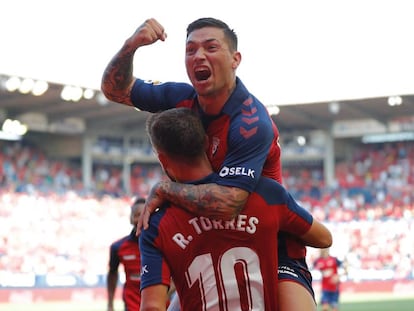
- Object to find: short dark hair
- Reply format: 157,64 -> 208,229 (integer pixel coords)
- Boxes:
146,108 -> 206,161
186,17 -> 238,51
132,197 -> 146,206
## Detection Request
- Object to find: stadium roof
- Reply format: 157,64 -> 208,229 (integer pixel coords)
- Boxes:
1,76 -> 413,138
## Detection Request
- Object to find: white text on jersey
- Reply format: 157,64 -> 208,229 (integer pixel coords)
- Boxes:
219,166 -> 255,178
172,215 -> 259,250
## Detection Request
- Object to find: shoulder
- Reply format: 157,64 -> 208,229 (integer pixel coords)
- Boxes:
133,79 -> 194,94
131,79 -> 196,111
226,107 -> 274,148
228,101 -> 274,138
252,177 -> 287,204
110,235 -> 129,250
112,235 -> 130,245
140,207 -> 169,241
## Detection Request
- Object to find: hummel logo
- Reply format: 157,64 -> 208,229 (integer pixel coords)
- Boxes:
141,265 -> 149,275
240,126 -> 258,139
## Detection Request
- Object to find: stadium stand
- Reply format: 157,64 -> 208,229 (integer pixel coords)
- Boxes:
0,139 -> 413,291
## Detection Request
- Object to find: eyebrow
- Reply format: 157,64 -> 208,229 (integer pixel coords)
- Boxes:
186,38 -> 220,45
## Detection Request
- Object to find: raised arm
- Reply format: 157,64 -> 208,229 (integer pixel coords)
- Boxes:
138,180 -> 248,232
101,18 -> 167,105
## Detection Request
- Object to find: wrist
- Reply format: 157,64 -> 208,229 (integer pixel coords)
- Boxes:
123,38 -> 139,55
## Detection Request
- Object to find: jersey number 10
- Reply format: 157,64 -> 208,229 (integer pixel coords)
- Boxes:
185,246 -> 265,310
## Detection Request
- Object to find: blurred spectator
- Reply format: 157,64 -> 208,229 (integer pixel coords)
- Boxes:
107,198 -> 145,311
0,139 -> 413,287
313,248 -> 344,311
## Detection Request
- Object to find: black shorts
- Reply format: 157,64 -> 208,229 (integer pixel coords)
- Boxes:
278,258 -> 315,299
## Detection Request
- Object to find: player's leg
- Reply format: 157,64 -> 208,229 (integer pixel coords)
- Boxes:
330,290 -> 340,311
278,260 -> 316,311
320,291 -> 332,311
278,280 -> 317,311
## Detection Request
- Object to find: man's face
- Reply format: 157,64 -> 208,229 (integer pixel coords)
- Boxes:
185,27 -> 237,97
130,203 -> 144,227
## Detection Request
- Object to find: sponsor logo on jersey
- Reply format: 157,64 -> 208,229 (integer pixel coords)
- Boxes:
219,166 -> 255,178
141,265 -> 149,276
123,254 -> 137,260
143,79 -> 164,85
130,274 -> 141,281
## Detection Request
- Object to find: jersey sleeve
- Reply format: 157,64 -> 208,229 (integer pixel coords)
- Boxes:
215,107 -> 275,192
130,79 -> 195,112
278,188 -> 313,236
253,177 -> 312,236
139,214 -> 171,291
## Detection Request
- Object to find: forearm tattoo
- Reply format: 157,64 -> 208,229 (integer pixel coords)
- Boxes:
159,181 -> 246,219
102,45 -> 135,104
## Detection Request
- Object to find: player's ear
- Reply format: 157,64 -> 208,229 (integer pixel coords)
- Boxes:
232,51 -> 241,70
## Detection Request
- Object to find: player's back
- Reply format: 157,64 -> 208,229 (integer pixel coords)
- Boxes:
142,185 -> 281,309
140,177 -> 313,311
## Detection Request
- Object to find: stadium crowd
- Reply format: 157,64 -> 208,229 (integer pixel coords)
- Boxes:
0,139 -> 413,287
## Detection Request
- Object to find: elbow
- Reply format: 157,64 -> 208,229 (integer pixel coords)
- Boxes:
100,74 -> 120,103
323,230 -> 333,248
100,80 -> 114,102
101,79 -> 134,106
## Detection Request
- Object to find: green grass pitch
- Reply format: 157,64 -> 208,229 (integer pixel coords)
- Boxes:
1,295 -> 413,311
341,298 -> 413,311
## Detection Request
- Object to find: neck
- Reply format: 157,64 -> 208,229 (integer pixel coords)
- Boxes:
198,81 -> 236,115
170,156 -> 213,182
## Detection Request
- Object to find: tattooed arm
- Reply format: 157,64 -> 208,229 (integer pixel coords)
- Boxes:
101,18 -> 167,105
137,180 -> 249,233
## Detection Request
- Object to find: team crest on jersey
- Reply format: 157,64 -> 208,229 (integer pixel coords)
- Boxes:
211,137 -> 220,157
144,80 -> 164,85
